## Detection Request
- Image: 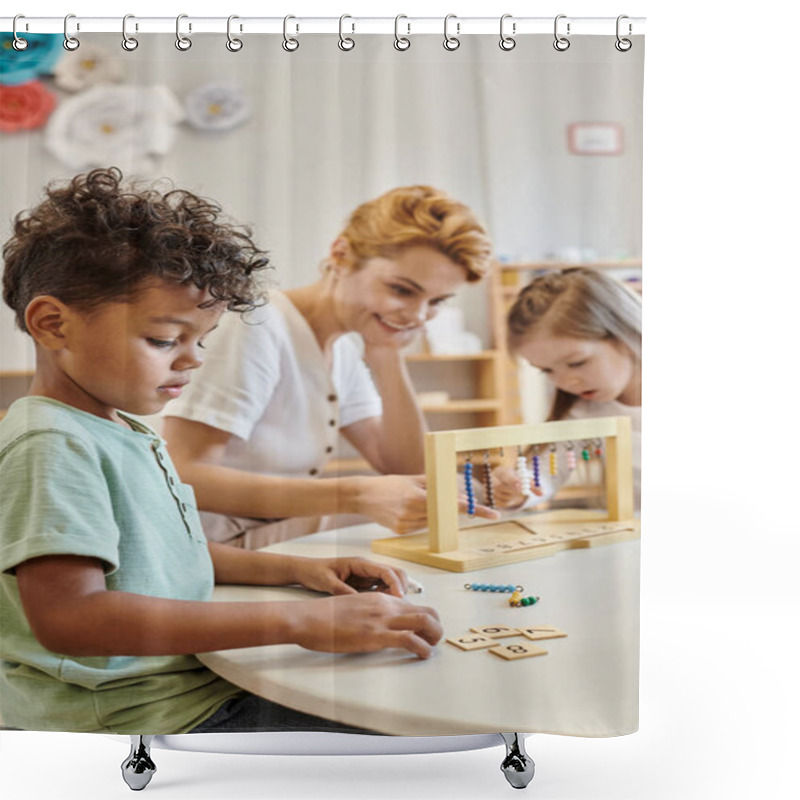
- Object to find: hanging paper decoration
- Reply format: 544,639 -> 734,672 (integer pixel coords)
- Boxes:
0,33 -> 63,86
184,81 -> 252,132
0,80 -> 57,133
53,44 -> 123,93
44,84 -> 184,170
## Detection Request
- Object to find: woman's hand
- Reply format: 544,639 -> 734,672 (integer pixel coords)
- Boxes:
491,465 -> 543,509
356,475 -> 499,535
287,593 -> 443,659
291,556 -> 409,598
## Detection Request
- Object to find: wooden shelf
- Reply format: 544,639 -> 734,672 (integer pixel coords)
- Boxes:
404,350 -> 500,363
498,259 -> 642,272
420,399 -> 502,413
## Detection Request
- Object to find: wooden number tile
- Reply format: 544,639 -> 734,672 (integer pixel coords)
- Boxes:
469,624 -> 520,639
518,625 -> 567,641
490,641 -> 548,660
446,634 -> 497,651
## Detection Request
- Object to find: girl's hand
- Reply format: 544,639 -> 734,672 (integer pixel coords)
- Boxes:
491,465 -> 543,509
292,556 -> 409,598
358,475 -> 500,535
288,593 -> 443,659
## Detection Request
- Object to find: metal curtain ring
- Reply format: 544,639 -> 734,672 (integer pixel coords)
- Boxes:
63,13 -> 80,50
338,15 -> 355,51
499,13 -> 516,51
175,14 -> 192,51
615,14 -> 632,51
553,14 -> 570,51
226,15 -> 243,51
12,15 -> 28,51
394,14 -> 410,51
443,14 -> 460,51
282,15 -> 299,52
122,14 -> 139,51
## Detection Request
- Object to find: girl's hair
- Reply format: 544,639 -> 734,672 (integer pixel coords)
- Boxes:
507,267 -> 642,420
3,167 -> 270,333
337,185 -> 492,281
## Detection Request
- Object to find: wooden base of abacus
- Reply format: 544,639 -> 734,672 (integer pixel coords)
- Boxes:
372,508 -> 640,572
372,416 -> 638,573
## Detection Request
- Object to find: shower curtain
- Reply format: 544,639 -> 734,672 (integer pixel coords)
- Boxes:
1,20 -> 643,744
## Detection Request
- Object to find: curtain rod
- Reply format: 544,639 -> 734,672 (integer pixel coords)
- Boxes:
1,16 -> 646,37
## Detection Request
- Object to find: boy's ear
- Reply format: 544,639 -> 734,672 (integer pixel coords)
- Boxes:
25,296 -> 71,350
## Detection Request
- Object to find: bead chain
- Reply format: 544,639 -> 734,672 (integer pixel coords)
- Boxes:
464,455 -> 475,515
483,451 -> 495,509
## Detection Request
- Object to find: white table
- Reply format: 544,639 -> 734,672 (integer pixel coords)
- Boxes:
197,522 -> 639,737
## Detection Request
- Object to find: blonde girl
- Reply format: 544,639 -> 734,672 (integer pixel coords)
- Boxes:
493,267 -> 642,510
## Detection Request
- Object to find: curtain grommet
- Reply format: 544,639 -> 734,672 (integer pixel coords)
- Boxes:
121,14 -> 139,51
338,14 -> 355,51
225,15 -> 243,51
615,15 -> 633,51
499,14 -> 516,51
63,13 -> 80,51
175,14 -> 192,51
394,15 -> 411,51
553,14 -> 571,52
443,14 -> 460,51
12,15 -> 28,51
282,15 -> 299,52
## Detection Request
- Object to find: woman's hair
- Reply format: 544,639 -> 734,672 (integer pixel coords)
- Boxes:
3,167 -> 270,333
507,267 -> 642,420
337,185 -> 492,281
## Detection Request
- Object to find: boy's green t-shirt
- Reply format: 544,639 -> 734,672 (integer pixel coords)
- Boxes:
0,397 -> 241,733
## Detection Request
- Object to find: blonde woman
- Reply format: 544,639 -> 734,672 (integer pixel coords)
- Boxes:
163,186 -> 498,547
493,267 -> 642,510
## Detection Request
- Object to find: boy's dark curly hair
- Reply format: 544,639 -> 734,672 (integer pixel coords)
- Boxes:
3,167 -> 269,332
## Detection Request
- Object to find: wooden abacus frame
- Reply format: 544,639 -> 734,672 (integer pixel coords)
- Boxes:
372,415 -> 638,572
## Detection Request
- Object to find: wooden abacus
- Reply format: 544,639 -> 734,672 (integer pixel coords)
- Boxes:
372,415 -> 639,572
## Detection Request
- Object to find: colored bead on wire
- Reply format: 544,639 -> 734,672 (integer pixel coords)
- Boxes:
549,444 -> 558,476
464,455 -> 475,515
516,447 -> 532,496
483,451 -> 495,509
566,443 -> 577,470
531,453 -> 541,490
581,440 -> 591,461
465,583 -> 522,593
509,594 -> 541,607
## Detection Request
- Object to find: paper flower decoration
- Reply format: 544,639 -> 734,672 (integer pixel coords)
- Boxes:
53,44 -> 123,92
45,85 -> 184,171
0,34 -> 63,86
184,81 -> 252,132
0,80 -> 57,132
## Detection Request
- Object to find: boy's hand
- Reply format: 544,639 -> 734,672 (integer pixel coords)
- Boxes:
289,593 -> 443,659
293,556 -> 409,598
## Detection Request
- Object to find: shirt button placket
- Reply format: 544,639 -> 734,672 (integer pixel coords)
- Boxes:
152,441 -> 193,537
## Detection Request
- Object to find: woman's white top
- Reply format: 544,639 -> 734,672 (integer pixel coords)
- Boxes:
164,291 -> 382,479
